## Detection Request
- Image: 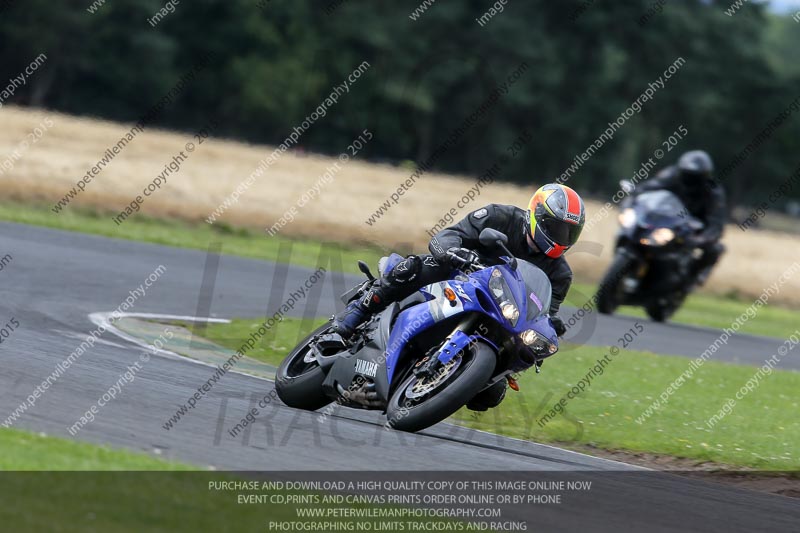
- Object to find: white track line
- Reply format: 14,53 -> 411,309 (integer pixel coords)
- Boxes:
461,427 -> 649,470
88,312 -> 233,371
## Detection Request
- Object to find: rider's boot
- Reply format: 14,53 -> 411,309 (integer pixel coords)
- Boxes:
332,281 -> 385,338
333,254 -> 425,338
332,300 -> 368,338
689,242 -> 723,290
686,264 -> 713,293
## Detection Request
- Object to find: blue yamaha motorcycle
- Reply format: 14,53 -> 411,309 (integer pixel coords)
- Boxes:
276,229 -> 558,433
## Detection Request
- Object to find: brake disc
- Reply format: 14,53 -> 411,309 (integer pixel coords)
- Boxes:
405,355 -> 462,399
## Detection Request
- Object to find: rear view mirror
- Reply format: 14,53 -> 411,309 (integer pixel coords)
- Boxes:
479,228 -> 508,246
479,228 -> 516,269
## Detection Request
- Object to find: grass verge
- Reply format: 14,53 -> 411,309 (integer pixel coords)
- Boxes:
197,318 -> 800,471
567,280 -> 800,341
189,317 -> 327,367
2,201 -> 798,339
455,343 -> 800,471
0,201 -> 385,274
0,427 -> 191,470
0,430 -> 462,531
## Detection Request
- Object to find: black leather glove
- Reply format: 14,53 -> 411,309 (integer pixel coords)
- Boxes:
447,247 -> 480,269
550,315 -> 567,337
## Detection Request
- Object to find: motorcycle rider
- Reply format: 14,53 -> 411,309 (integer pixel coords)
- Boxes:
634,150 -> 726,286
332,183 -> 586,410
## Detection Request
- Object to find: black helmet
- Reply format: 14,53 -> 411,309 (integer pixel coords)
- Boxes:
678,150 -> 714,180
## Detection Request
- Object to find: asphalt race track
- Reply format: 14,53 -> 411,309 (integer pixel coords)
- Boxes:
1,221 -> 798,531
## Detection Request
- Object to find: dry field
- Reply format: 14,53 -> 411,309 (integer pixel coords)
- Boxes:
2,106 -> 800,306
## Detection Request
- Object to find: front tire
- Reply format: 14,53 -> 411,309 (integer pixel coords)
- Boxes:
275,323 -> 335,411
386,340 -> 495,433
596,253 -> 637,315
645,291 -> 686,323
645,304 -> 670,323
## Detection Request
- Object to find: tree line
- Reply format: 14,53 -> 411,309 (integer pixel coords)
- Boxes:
1,0 -> 798,212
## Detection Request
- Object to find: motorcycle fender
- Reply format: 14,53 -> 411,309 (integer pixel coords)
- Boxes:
435,331 -> 498,365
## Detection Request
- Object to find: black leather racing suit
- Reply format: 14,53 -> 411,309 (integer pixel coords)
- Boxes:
429,204 -> 573,315
635,166 -> 726,279
361,204 -> 573,318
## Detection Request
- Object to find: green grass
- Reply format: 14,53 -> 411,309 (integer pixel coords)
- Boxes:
620,297 -> 799,341
189,317 -> 327,367
3,200 -> 798,339
0,201 -> 385,274
1,474 -> 296,533
201,318 -> 800,471
455,344 -> 800,471
0,428 -> 461,531
567,280 -> 800,340
0,427 -> 191,470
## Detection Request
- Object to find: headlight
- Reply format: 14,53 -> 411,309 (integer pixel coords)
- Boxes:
640,227 -> 675,246
520,329 -> 558,356
489,268 -> 505,298
520,330 -> 537,345
502,303 -> 519,322
489,268 -> 519,326
618,208 -> 636,229
651,227 -> 675,244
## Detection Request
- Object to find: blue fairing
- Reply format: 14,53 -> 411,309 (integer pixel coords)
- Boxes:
383,259 -> 558,384
531,315 -> 558,347
384,301 -> 437,383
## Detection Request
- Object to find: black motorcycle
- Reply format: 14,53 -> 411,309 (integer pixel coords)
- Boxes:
596,188 -> 704,322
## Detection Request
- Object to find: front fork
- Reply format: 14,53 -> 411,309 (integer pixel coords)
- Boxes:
616,245 -> 648,293
413,314 -> 490,379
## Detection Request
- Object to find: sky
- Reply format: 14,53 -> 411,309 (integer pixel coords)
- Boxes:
766,0 -> 800,12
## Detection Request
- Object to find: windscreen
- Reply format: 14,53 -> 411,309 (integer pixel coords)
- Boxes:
516,260 -> 552,320
636,190 -> 687,227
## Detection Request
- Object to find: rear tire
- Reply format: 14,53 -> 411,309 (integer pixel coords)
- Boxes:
275,323 -> 335,411
596,253 -> 636,315
386,341 -> 495,433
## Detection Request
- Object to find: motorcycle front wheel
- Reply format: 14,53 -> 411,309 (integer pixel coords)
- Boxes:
645,290 -> 686,323
385,340 -> 495,433
596,253 -> 637,315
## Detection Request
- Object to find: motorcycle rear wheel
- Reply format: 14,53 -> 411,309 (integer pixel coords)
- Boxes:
275,322 -> 335,411
385,340 -> 495,433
